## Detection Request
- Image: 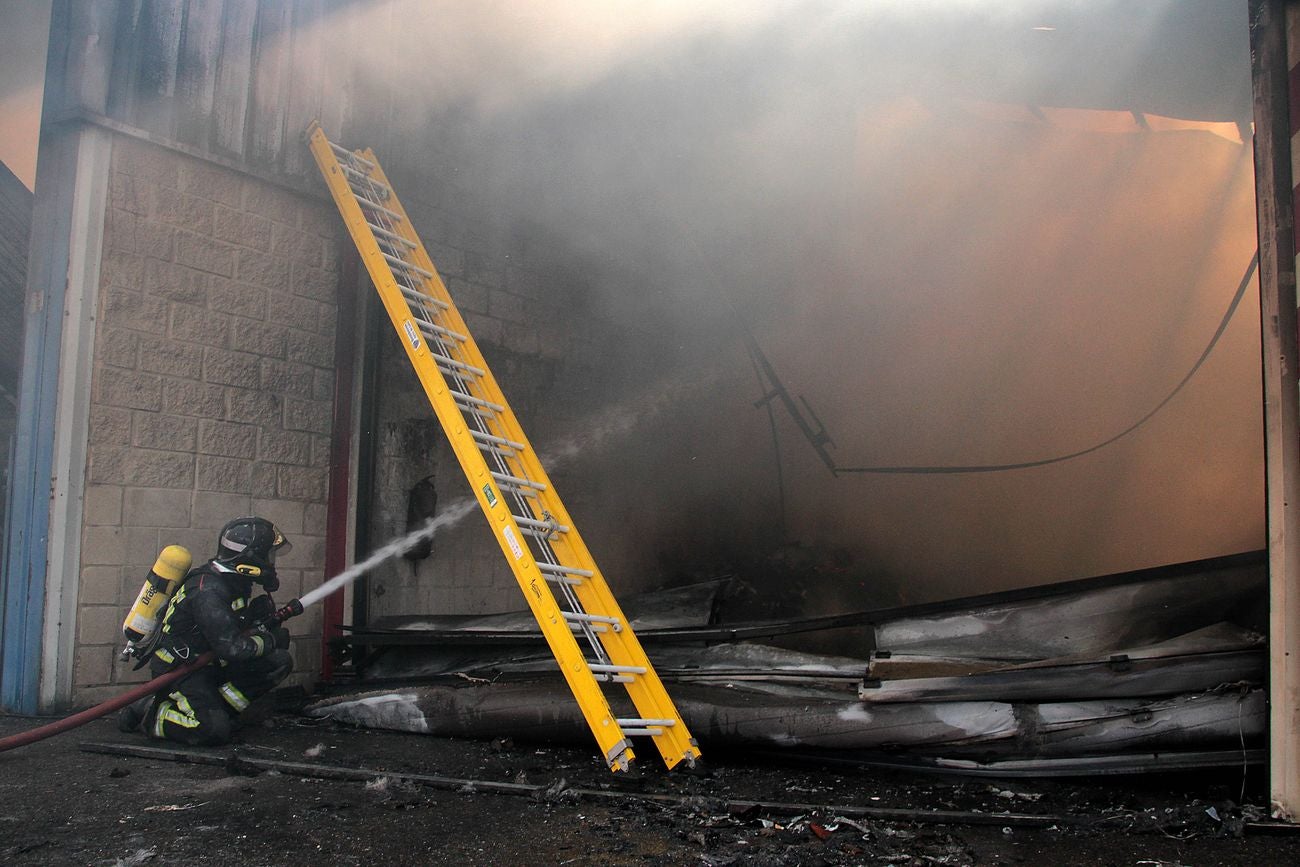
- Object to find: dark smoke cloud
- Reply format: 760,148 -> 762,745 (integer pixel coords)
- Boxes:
320,1 -> 1261,611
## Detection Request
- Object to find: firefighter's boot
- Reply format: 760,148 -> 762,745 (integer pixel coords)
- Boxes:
117,695 -> 155,733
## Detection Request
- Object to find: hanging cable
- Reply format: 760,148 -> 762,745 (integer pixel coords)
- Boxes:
746,343 -> 789,542
834,251 -> 1259,474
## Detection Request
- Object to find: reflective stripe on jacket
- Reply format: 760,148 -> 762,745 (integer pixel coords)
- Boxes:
153,562 -> 267,668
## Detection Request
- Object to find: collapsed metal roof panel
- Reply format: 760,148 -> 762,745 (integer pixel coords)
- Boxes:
311,554 -> 1266,771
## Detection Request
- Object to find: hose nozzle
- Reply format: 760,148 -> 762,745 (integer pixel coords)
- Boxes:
272,598 -> 304,624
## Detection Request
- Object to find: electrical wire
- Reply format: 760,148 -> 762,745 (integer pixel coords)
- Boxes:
746,346 -> 788,541
834,251 -> 1259,475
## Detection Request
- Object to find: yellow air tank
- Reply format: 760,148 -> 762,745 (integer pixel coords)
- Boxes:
121,545 -> 193,655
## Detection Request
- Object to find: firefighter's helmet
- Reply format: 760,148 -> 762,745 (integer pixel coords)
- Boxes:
215,517 -> 291,589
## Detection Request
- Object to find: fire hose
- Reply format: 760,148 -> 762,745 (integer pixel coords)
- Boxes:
0,507 -> 444,755
0,599 -> 303,754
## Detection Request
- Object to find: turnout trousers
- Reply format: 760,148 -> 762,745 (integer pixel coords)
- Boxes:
147,650 -> 293,746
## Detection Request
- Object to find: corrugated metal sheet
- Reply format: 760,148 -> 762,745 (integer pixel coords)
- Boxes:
0,158 -> 31,567
0,160 -> 32,397
50,0 -> 377,180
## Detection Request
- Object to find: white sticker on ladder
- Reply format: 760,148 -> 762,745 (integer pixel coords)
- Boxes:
403,320 -> 421,351
502,525 -> 524,560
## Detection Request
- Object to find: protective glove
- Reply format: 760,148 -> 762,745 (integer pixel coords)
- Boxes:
271,626 -> 291,650
246,594 -> 276,625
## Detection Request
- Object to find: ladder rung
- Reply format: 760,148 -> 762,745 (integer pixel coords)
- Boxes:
353,194 -> 405,223
368,221 -> 417,249
563,611 -> 620,626
438,365 -> 478,383
382,252 -> 435,280
396,283 -> 449,310
491,475 -> 543,493
471,430 -> 526,450
513,515 -> 570,534
570,622 -> 608,634
348,180 -> 395,208
520,525 -> 567,540
537,562 -> 593,578
594,674 -> 634,683
415,319 -> 467,342
617,718 -> 675,727
478,443 -> 516,457
591,664 -> 647,675
491,471 -> 546,492
342,163 -> 390,195
543,572 -> 580,585
329,142 -> 374,169
461,407 -> 501,425
458,404 -> 499,423
452,391 -> 505,413
620,728 -> 665,737
431,352 -> 485,376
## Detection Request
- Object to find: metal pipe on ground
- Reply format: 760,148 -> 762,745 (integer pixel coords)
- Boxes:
77,740 -> 1071,829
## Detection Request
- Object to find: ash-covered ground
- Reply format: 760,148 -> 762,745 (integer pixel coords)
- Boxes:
1,710 -> 1297,866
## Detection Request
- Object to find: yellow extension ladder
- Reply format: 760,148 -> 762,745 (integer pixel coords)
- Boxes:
307,123 -> 700,772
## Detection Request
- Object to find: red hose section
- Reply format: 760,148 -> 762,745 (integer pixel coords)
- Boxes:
0,652 -> 214,754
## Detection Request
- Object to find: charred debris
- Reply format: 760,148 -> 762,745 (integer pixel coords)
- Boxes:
310,550 -> 1267,778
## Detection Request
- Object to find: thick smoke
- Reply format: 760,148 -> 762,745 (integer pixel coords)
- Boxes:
317,1 -> 1261,613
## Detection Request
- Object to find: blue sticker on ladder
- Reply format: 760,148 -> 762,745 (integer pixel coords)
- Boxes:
403,320 -> 421,351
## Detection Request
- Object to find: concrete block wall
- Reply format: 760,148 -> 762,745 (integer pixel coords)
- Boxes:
75,135 -> 340,705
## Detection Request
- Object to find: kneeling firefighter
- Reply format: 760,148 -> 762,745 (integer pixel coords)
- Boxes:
119,516 -> 295,745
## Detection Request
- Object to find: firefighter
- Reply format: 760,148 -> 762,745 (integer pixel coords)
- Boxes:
119,516 -> 295,745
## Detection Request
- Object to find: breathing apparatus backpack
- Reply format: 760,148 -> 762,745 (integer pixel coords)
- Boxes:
120,545 -> 193,665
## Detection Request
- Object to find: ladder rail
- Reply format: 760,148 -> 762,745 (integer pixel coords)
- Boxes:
306,123 -> 700,772
309,128 -> 635,768
326,136 -> 624,663
380,141 -> 694,756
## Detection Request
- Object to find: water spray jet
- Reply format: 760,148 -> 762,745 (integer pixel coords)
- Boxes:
0,505 -> 480,754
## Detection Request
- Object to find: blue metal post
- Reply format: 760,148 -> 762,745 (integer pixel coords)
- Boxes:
1,184 -> 67,713
0,123 -> 79,713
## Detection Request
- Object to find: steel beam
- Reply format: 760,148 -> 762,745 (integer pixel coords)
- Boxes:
1249,0 -> 1300,823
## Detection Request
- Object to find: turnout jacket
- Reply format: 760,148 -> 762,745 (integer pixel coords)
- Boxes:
152,562 -> 272,669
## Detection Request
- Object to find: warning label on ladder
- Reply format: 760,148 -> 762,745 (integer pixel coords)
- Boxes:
502,525 -> 524,560
402,320 -> 421,350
